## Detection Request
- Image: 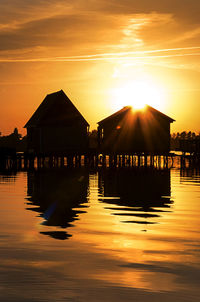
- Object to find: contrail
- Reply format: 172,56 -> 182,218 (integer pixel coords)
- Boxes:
56,46 -> 200,59
0,46 -> 200,62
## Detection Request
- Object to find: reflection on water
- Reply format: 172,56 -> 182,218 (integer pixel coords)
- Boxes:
0,166 -> 200,302
98,168 -> 173,227
0,170 -> 17,183
180,167 -> 200,184
26,168 -> 89,239
26,167 -> 173,238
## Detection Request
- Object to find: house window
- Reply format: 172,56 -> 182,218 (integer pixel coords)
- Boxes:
99,128 -> 104,140
101,129 -> 104,139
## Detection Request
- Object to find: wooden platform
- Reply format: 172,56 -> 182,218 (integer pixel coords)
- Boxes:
0,152 -> 177,170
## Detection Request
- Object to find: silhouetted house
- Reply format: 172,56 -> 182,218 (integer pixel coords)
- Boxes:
24,90 -> 89,154
98,105 -> 175,154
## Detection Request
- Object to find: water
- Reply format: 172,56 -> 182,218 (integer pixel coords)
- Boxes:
0,167 -> 199,302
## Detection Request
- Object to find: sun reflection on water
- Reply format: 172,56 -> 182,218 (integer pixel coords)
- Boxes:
0,167 -> 200,301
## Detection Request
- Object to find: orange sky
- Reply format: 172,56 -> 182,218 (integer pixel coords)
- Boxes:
0,0 -> 200,135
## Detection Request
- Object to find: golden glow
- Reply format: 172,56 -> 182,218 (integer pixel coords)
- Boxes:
111,79 -> 166,112
0,1 -> 200,134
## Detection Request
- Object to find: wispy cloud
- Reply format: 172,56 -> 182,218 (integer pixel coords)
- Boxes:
171,27 -> 200,44
0,46 -> 200,62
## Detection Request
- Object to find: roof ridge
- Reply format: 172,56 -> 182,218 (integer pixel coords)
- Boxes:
98,106 -> 131,125
98,105 -> 175,125
146,105 -> 175,122
24,90 -> 89,127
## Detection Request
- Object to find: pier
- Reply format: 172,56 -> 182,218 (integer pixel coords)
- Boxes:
0,152 -> 178,170
1,151 -> 200,171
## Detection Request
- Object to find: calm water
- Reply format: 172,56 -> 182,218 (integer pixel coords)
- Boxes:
0,167 -> 200,302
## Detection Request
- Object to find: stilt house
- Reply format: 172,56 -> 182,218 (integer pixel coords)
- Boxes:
24,90 -> 89,154
98,105 -> 175,154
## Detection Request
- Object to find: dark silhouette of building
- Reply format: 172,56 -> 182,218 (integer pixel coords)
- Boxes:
26,168 -> 89,240
24,90 -> 89,155
98,105 -> 175,154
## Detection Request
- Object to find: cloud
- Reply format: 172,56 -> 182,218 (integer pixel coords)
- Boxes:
0,0 -> 199,64
0,1 -> 200,71
0,46 -> 200,62
1,0 -> 200,26
85,0 -> 200,23
0,11 -> 126,52
172,27 -> 200,44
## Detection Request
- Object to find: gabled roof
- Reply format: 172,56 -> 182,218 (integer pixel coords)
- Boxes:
24,90 -> 89,128
98,106 -> 131,125
98,105 -> 175,125
146,105 -> 175,123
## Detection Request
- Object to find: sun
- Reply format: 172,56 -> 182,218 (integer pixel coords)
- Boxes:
111,79 -> 165,111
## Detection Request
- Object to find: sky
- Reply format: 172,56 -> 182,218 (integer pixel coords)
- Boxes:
0,0 -> 200,135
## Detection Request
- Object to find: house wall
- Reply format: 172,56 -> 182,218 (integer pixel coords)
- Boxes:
27,125 -> 88,154
98,116 -> 171,154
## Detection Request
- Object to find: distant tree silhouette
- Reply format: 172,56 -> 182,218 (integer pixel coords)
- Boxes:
0,128 -> 27,153
171,131 -> 200,152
